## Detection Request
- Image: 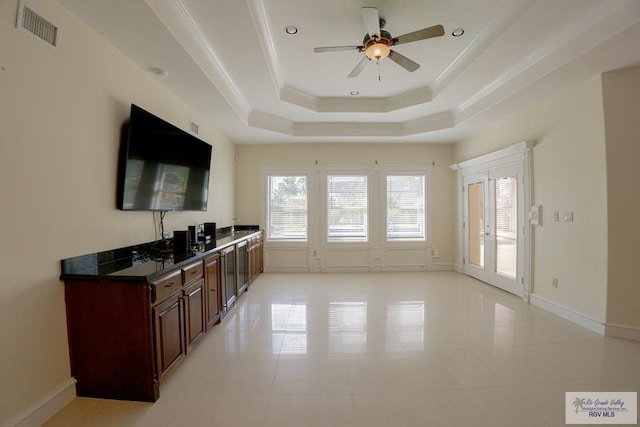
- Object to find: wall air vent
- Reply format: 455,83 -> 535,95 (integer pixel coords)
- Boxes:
17,1 -> 59,49
190,120 -> 199,136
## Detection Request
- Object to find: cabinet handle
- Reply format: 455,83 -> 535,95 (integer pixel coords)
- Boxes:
166,282 -> 175,287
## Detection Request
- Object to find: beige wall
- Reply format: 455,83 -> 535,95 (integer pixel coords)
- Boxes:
602,66 -> 640,329
235,143 -> 456,265
0,0 -> 235,422
454,75 -> 608,321
2,0 -> 635,422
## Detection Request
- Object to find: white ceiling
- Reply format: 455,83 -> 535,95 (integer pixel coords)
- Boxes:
58,0 -> 640,144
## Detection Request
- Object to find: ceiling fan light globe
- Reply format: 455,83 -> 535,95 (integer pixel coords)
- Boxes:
365,42 -> 390,60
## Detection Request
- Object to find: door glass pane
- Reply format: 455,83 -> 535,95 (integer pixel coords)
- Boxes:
467,182 -> 484,268
495,176 -> 517,278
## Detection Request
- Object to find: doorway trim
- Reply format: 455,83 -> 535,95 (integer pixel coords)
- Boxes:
451,141 -> 535,301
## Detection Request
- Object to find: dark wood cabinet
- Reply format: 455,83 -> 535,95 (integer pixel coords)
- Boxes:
153,262 -> 206,376
62,230 -> 263,402
257,233 -> 264,274
182,261 -> 206,352
151,270 -> 185,379
204,253 -> 221,329
183,279 -> 205,352
64,280 -> 158,402
153,292 -> 185,378
248,231 -> 264,283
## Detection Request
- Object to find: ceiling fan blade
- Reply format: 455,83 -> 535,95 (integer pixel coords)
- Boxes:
361,7 -> 380,38
348,56 -> 370,78
314,45 -> 361,53
388,50 -> 420,72
393,24 -> 445,45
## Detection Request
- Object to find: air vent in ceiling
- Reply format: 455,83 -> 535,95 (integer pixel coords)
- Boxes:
17,1 -> 59,49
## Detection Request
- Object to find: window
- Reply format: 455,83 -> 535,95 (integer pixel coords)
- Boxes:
263,167 -> 430,248
267,175 -> 307,240
386,175 -> 425,240
327,175 -> 367,241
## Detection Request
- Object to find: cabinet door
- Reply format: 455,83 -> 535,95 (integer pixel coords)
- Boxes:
256,233 -> 264,275
247,234 -> 263,283
153,294 -> 185,378
247,240 -> 256,283
184,278 -> 206,352
221,246 -> 236,313
204,254 -> 221,328
236,241 -> 248,296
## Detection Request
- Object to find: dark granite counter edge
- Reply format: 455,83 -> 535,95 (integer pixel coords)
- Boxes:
60,274 -> 151,283
60,228 -> 262,282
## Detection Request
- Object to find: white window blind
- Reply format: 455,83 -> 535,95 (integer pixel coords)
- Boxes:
386,175 -> 425,240
268,175 -> 307,240
327,175 -> 367,241
495,176 -> 517,239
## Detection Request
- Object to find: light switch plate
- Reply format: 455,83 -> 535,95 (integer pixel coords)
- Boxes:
529,205 -> 541,226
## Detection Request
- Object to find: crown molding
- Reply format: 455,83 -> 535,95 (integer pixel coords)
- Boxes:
145,0 -> 640,140
145,0 -> 252,122
456,0 -> 640,121
280,86 -> 433,113
248,110 -> 453,137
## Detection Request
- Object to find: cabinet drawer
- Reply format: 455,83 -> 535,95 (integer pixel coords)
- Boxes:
152,271 -> 183,304
182,261 -> 204,285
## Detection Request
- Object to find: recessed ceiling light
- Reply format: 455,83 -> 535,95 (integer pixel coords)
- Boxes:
149,67 -> 168,78
350,91 -> 359,96
285,25 -> 298,35
452,28 -> 465,37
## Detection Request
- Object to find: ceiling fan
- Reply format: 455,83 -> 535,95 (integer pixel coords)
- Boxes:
314,7 -> 445,78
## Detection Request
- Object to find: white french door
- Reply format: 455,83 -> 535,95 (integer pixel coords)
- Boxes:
463,165 -> 524,297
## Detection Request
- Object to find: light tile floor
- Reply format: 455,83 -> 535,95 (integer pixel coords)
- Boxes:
45,272 -> 640,426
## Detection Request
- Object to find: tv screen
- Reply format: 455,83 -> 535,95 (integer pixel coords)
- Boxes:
117,104 -> 212,211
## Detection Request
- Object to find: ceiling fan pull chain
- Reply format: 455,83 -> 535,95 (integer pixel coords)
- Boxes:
377,60 -> 381,81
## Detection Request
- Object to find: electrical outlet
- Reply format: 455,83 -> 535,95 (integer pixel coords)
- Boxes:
553,211 -> 560,222
552,277 -> 558,288
563,211 -> 574,222
431,247 -> 440,258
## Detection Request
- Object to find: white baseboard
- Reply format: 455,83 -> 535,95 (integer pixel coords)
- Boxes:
428,263 -> 454,271
264,266 -> 311,273
382,266 -> 427,272
530,294 -> 605,335
605,322 -> 640,341
4,378 -> 76,427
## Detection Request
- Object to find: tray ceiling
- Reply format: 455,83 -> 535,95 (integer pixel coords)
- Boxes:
59,0 -> 640,144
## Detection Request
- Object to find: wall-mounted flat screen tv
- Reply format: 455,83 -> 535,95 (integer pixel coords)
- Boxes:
117,104 -> 212,211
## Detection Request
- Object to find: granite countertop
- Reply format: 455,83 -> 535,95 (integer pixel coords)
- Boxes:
60,227 -> 261,282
